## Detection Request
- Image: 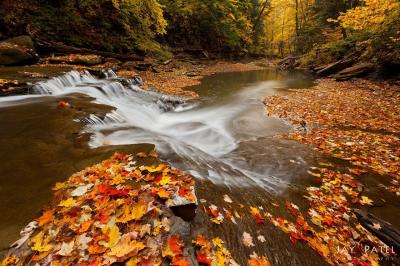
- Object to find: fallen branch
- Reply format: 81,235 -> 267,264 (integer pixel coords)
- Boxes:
354,209 -> 400,253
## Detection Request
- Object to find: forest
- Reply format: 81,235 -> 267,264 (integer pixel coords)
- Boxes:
1,0 -> 399,67
0,1 -> 399,266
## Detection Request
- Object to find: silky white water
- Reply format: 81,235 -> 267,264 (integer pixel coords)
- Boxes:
0,70 -> 311,191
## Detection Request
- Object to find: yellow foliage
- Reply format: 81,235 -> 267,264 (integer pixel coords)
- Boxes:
338,0 -> 400,31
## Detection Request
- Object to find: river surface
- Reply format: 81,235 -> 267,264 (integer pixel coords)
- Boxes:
0,69 -> 397,265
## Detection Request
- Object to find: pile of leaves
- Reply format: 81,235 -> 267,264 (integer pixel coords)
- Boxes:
271,166 -> 389,265
261,78 -> 400,264
266,79 -> 400,133
1,152 -> 198,265
202,165 -> 390,265
288,129 -> 400,180
265,79 -> 400,194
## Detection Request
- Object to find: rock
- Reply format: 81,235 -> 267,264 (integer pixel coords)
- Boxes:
315,51 -> 363,76
134,63 -> 153,71
278,57 -> 299,70
48,54 -> 103,66
162,59 -> 173,65
0,36 -> 39,66
0,78 -> 30,96
104,57 -> 121,65
170,203 -> 197,222
68,55 -> 103,66
120,61 -> 138,70
87,69 -> 107,79
316,57 -> 355,76
334,63 -> 375,81
185,71 -> 198,77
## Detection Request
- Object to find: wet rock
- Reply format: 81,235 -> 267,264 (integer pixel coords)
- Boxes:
131,76 -> 144,87
0,36 -> 39,66
334,63 -> 375,81
170,203 -> 197,222
0,79 -> 29,96
87,69 -> 107,79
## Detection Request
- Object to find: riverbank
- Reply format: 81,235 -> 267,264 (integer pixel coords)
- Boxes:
264,78 -> 400,264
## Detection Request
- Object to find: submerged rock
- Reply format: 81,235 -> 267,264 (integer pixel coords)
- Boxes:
0,36 -> 39,66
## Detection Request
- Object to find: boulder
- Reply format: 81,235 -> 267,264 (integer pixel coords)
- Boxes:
334,63 -> 375,81
0,36 -> 39,66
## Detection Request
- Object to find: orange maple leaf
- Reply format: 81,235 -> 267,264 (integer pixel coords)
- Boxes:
36,209 -> 55,226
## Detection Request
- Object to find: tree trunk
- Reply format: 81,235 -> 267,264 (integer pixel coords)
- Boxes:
295,0 -> 299,53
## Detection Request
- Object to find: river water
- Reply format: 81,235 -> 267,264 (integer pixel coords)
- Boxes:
0,69 -> 347,264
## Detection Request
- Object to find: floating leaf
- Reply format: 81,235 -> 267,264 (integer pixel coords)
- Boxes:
58,198 -> 76,207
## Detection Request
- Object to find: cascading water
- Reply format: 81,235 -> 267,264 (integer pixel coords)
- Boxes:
0,69 -> 311,191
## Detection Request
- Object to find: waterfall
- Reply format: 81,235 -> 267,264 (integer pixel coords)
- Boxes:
0,69 -> 294,191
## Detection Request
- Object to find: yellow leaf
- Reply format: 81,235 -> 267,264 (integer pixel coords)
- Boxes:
110,174 -> 125,185
360,196 -> 374,205
108,234 -> 145,258
126,258 -> 140,266
58,198 -> 76,207
157,189 -> 171,199
1,255 -> 17,266
117,203 -> 148,223
31,232 -> 53,252
52,182 -> 67,190
102,225 -> 120,248
158,175 -> 171,186
212,237 -> 224,248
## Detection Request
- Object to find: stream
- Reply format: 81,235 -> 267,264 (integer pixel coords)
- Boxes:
2,69 -> 396,265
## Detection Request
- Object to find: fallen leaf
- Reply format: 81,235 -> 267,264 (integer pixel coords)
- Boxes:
223,194 -> 233,203
372,223 -> 382,230
57,241 -> 74,256
257,235 -> 266,243
36,209 -> 55,226
248,252 -> 270,266
58,198 -> 76,207
360,196 -> 374,205
242,232 -> 255,247
108,234 -> 145,258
